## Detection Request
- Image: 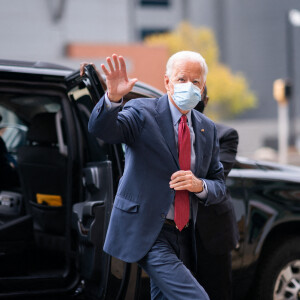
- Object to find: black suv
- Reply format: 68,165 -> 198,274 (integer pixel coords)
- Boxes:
0,60 -> 300,300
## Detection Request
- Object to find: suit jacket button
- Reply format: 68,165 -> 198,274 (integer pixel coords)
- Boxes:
161,213 -> 165,219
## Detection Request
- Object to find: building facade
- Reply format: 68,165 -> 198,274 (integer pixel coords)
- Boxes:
1,0 -> 300,157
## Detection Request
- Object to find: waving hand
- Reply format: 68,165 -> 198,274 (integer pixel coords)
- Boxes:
101,54 -> 138,102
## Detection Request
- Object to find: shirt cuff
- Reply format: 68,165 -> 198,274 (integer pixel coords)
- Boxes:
104,92 -> 123,110
194,180 -> 208,199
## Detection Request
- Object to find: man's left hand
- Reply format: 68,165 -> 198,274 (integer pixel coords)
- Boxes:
169,170 -> 204,193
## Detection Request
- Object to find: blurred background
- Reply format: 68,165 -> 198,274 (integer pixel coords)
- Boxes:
0,0 -> 300,164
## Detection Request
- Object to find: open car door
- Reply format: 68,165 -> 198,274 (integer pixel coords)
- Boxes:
66,67 -> 131,300
0,61 -> 161,300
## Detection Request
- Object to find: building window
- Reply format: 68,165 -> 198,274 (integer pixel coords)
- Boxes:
140,28 -> 169,40
140,0 -> 169,7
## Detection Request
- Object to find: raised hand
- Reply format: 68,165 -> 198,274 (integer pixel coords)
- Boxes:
101,54 -> 138,102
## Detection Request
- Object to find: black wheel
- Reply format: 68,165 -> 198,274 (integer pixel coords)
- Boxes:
254,237 -> 300,300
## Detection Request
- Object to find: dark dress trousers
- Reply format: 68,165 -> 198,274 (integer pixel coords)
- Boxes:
196,123 -> 239,300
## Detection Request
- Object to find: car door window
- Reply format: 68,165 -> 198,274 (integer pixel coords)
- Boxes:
0,105 -> 27,159
0,92 -> 69,279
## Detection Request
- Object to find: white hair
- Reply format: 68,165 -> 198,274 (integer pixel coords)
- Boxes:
165,51 -> 208,83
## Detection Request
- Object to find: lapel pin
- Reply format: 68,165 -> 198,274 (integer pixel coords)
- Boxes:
201,129 -> 205,132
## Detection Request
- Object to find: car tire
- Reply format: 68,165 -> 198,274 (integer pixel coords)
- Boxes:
254,236 -> 300,300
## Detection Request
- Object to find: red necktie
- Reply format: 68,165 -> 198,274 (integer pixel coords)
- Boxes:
174,115 -> 191,231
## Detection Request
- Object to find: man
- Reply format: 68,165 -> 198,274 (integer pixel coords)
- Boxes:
195,87 -> 239,300
87,51 -> 226,300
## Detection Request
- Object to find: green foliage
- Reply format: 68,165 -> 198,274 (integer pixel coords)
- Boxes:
144,22 -> 257,120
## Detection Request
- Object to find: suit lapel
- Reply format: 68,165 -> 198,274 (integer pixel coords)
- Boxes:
192,110 -> 205,176
155,94 -> 179,169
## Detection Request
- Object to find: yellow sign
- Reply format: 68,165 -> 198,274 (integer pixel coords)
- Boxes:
36,193 -> 62,207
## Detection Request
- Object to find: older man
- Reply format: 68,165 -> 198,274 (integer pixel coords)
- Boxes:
87,51 -> 226,300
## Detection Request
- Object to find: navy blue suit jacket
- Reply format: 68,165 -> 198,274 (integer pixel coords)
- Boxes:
88,94 -> 226,263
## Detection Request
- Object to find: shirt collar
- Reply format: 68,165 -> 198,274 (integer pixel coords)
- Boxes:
167,96 -> 192,127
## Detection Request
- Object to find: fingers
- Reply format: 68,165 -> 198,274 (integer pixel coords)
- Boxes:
170,171 -> 192,187
171,170 -> 190,180
103,54 -> 123,74
129,78 -> 138,89
106,57 -> 115,73
169,170 -> 202,192
101,64 -> 109,76
119,56 -> 126,72
80,62 -> 99,76
80,62 -> 89,76
171,182 -> 192,191
80,55 -> 128,78
112,54 -> 120,70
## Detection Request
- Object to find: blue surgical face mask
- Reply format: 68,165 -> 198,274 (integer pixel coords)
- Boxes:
172,81 -> 202,111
